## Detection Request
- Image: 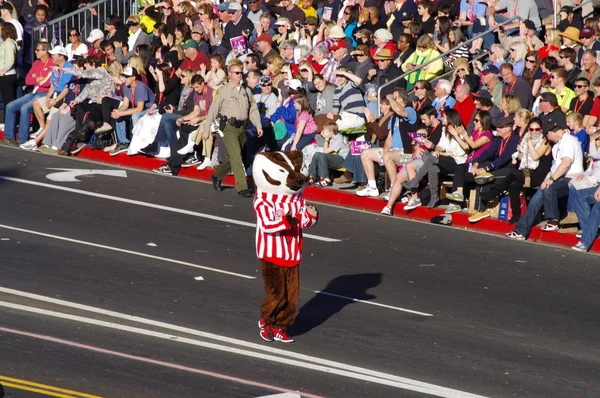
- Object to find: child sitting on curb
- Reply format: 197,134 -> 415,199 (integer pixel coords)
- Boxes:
308,122 -> 350,186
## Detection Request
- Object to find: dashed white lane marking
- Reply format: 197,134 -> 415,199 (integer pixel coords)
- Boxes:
0,326 -> 323,398
0,176 -> 341,243
0,223 -> 256,280
0,288 -> 486,398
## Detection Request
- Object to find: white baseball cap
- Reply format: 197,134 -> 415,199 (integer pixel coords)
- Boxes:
289,79 -> 302,91
86,29 -> 105,43
49,45 -> 68,57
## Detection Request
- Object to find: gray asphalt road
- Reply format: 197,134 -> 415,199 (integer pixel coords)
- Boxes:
0,147 -> 598,398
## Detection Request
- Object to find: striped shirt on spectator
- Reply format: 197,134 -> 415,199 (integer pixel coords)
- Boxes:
333,82 -> 365,118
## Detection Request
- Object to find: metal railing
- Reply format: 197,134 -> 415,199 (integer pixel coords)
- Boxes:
31,0 -> 139,59
377,15 -> 522,106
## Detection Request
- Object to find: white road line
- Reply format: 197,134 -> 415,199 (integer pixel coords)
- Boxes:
0,287 -> 482,397
313,291 -> 433,317
0,326 -> 324,398
0,223 -> 255,280
0,176 -> 341,243
0,301 -> 487,398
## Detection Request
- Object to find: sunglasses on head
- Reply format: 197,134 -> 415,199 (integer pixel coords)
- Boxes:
529,127 -> 542,132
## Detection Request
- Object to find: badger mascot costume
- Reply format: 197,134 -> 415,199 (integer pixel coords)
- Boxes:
252,151 -> 319,343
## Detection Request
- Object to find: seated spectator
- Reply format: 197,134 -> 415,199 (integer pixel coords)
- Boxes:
3,41 -> 54,144
538,28 -> 561,59
452,83 -> 476,127
86,29 -> 106,62
128,63 -> 180,155
30,45 -> 73,138
478,64 -> 503,108
437,110 -> 495,211
382,106 -> 443,214
350,44 -> 374,82
401,34 -> 443,90
570,130 -> 600,251
570,78 -> 594,127
500,62 -> 533,110
308,121 -> 349,186
470,89 -> 503,126
514,108 -> 534,137
176,39 -> 210,77
566,112 -> 588,155
507,122 -> 584,240
65,28 -> 88,61
549,67 -> 575,113
522,51 -> 543,96
335,98 -> 394,185
579,49 -> 600,84
557,48 -> 580,90
38,58 -> 89,153
270,79 -> 304,147
506,41 -> 526,77
325,67 -> 365,132
102,66 -> 156,156
412,80 -> 433,113
450,59 -> 478,93
500,94 -> 522,119
199,53 -> 226,90
357,89 -> 417,198
281,94 -> 317,151
362,48 -> 402,97
538,92 -> 567,128
401,109 -> 467,207
431,79 -> 455,120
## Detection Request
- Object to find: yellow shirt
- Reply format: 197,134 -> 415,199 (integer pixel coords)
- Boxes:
550,87 -> 576,112
299,5 -> 318,18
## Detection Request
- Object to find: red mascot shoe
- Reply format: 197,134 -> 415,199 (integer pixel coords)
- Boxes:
259,319 -> 274,342
273,327 -> 294,343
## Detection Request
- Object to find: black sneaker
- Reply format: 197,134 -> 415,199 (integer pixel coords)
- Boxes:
139,142 -> 158,154
182,155 -> 202,168
211,174 -> 223,191
238,189 -> 254,197
71,142 -> 86,155
152,165 -> 172,175
110,143 -> 129,157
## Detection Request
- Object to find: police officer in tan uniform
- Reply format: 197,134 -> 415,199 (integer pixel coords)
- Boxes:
203,63 -> 263,197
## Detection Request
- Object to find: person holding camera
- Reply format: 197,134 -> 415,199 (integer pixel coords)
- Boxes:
205,64 -> 263,197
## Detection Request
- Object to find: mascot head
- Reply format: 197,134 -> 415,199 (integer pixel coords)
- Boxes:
253,151 -> 308,195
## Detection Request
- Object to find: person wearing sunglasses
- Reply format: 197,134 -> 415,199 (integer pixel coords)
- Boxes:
556,48 -> 579,90
478,118 -> 551,225
65,29 -> 88,61
549,67 -> 575,114
204,64 -> 264,197
507,121 -> 584,240
569,77 -> 594,127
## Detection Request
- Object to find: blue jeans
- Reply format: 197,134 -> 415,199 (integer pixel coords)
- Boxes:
4,92 -> 45,142
155,113 -> 180,150
569,186 -> 600,249
514,178 -> 571,238
114,110 -> 146,144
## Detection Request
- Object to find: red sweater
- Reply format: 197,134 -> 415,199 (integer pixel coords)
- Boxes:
453,95 -> 476,127
25,58 -> 55,93
254,190 -> 318,267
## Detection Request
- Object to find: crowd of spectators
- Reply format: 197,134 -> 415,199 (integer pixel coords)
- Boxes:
0,0 -> 599,252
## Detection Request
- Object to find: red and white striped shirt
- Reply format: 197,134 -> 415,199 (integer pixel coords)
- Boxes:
254,190 -> 318,267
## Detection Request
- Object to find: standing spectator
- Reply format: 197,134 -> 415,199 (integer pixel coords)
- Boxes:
0,23 -> 19,128
204,63 -> 263,197
0,2 -> 23,44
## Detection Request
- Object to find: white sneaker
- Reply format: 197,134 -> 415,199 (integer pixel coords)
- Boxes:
356,185 -> 380,197
196,157 -> 212,171
177,136 -> 195,155
382,193 -> 390,202
404,197 -> 422,210
19,139 -> 38,151
103,143 -> 117,152
0,123 -> 5,131
381,206 -> 392,216
30,128 -> 43,139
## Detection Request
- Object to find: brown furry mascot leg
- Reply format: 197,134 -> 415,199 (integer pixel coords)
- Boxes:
260,260 -> 300,328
